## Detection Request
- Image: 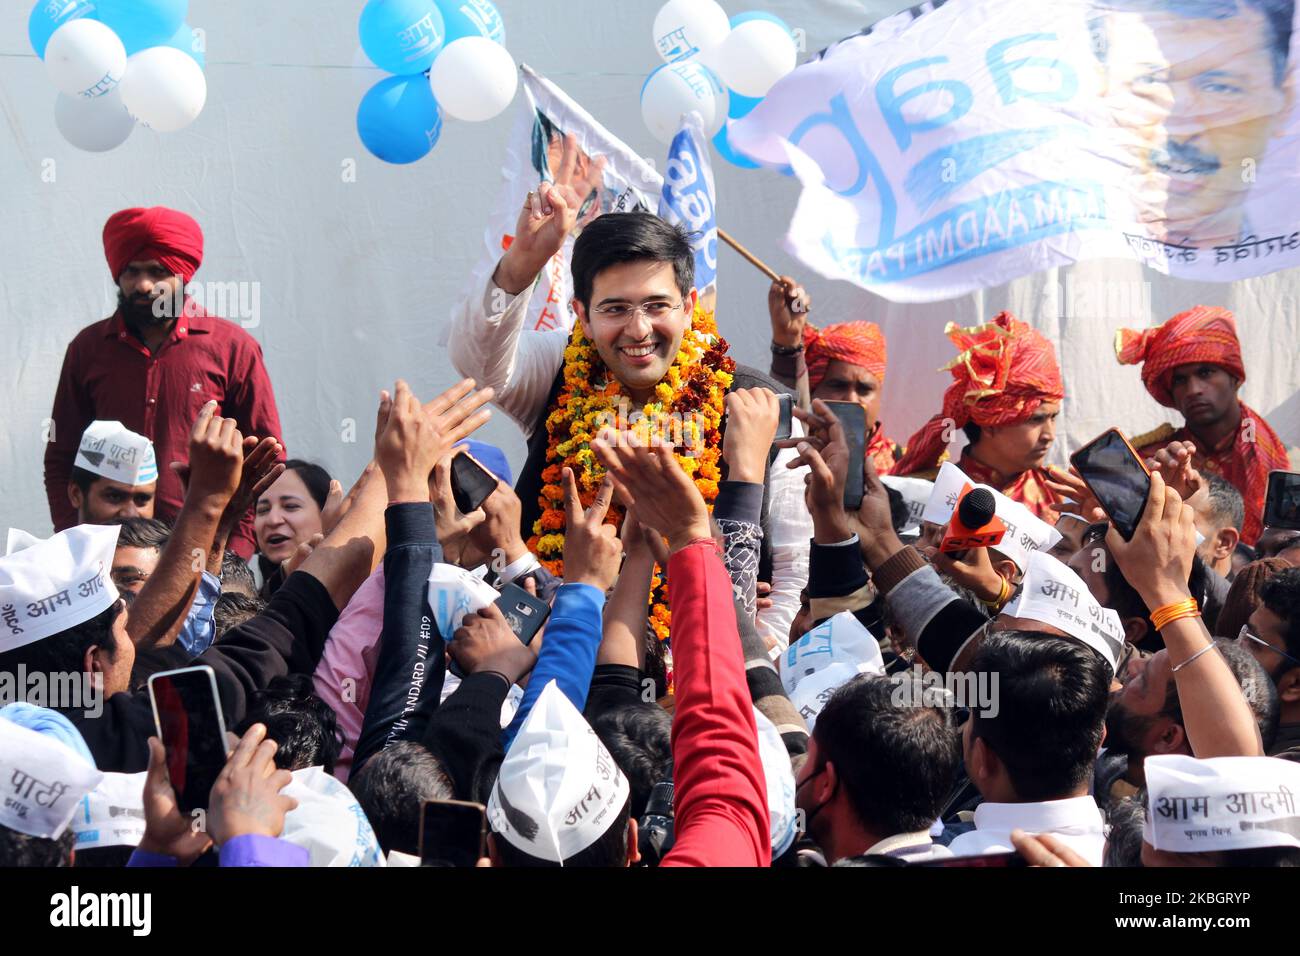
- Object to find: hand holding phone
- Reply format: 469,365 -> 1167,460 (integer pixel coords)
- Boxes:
824,401 -> 866,510
451,451 -> 499,516
148,665 -> 229,814
1069,429 -> 1151,541
420,799 -> 488,867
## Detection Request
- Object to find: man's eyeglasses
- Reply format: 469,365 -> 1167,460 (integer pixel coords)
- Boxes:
590,300 -> 684,321
1236,624 -> 1300,669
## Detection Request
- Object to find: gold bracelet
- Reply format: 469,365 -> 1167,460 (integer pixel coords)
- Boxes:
1150,597 -> 1200,632
983,575 -> 1011,611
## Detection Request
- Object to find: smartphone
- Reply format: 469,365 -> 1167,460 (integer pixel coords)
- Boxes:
449,583 -> 551,679
774,393 -> 793,443
419,799 -> 487,867
451,451 -> 498,515
1264,471 -> 1300,531
147,665 -> 229,815
917,851 -> 1027,868
824,401 -> 866,510
1069,428 -> 1151,541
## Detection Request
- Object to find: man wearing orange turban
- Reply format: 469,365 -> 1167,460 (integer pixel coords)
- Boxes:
1117,306 -> 1290,546
768,277 -> 900,475
43,207 -> 284,559
894,312 -> 1066,521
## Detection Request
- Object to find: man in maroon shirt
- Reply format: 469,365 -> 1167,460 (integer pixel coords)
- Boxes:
44,206 -> 283,559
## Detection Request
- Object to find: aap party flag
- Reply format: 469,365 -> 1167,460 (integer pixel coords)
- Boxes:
658,111 -> 719,312
730,0 -> 1300,302
452,64 -> 662,337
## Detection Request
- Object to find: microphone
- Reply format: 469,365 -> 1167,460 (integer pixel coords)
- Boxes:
940,486 -> 1006,555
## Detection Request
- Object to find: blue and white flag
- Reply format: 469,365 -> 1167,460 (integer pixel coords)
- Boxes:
730,0 -> 1300,302
659,111 -> 719,310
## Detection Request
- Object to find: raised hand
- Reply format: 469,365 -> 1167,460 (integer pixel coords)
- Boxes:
450,602 -> 537,684
591,430 -> 710,553
429,454 -> 487,565
560,469 -> 623,592
1145,439 -> 1202,502
208,723 -> 298,847
217,435 -> 285,547
376,379 -> 495,504
464,471 -> 527,571
848,452 -> 904,570
768,275 -> 810,348
182,401 -> 246,503
723,388 -> 781,484
138,736 -> 214,865
1105,471 -> 1197,609
1043,465 -> 1106,524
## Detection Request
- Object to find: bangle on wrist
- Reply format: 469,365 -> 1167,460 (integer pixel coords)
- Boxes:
982,575 -> 1012,611
1150,597 -> 1200,631
771,341 -> 803,355
1171,641 -> 1216,673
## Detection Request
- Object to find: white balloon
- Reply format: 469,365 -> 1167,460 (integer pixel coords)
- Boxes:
713,19 -> 797,98
44,19 -> 127,99
652,0 -> 730,65
119,47 -> 207,132
640,62 -> 726,144
54,89 -> 135,152
429,37 -> 518,122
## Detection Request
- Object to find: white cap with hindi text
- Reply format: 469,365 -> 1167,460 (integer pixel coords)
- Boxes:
0,718 -> 103,840
922,461 -> 1062,571
0,525 -> 120,654
74,420 -> 158,487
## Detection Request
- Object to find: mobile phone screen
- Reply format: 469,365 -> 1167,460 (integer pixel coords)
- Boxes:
451,452 -> 498,515
774,393 -> 793,444
149,667 -> 229,815
419,800 -> 487,867
1070,429 -> 1151,541
1264,471 -> 1300,531
825,402 -> 866,510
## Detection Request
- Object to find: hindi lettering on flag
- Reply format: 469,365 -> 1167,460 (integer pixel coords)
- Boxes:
658,110 -> 719,312
729,0 -> 1300,302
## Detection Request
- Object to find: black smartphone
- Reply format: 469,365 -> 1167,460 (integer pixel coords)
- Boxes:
451,451 -> 498,515
824,401 -> 866,510
774,393 -> 793,443
1069,428 -> 1151,541
1264,471 -> 1300,531
148,665 -> 229,815
450,583 -> 551,679
917,851 -> 1027,868
419,799 -> 488,867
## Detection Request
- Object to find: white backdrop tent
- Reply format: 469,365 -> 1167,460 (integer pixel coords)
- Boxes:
3,0 -> 1298,537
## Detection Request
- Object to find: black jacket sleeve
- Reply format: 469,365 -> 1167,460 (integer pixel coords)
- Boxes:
420,672 -> 510,804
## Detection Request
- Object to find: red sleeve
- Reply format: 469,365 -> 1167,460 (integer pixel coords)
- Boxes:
225,334 -> 285,560
661,540 -> 770,868
44,337 -> 92,531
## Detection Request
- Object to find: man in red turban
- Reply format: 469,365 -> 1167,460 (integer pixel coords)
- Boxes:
894,312 -> 1066,520
44,207 -> 284,559
768,277 -> 900,474
1117,306 -> 1290,546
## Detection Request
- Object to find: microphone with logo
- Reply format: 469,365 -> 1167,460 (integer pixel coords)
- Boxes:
940,486 -> 1007,558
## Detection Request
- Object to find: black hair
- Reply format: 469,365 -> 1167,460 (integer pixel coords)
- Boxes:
219,550 -> 258,598
235,674 -> 342,774
570,213 -> 694,310
1260,566 -> 1300,667
962,422 -> 981,446
1105,794 -> 1147,868
347,741 -> 453,856
69,465 -> 99,496
814,674 -> 961,835
969,630 -> 1110,802
885,484 -> 910,536
115,516 -> 171,550
1157,640 -> 1280,749
1089,0 -> 1294,86
492,793 -> 632,868
0,600 -> 124,679
212,592 -> 265,639
0,826 -> 75,867
1202,472 -> 1246,532
275,459 -> 332,512
592,704 -> 673,819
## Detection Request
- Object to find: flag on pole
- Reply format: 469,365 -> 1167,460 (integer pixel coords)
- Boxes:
658,110 -> 719,312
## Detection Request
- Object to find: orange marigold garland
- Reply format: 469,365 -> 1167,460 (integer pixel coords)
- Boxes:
527,302 -> 734,665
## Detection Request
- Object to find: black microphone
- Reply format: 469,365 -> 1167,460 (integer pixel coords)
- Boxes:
958,487 -> 997,529
941,487 -> 1005,557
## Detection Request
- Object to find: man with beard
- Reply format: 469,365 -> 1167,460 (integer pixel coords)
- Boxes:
44,207 -> 283,559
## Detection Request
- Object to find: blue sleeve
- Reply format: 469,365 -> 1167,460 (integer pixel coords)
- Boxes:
502,582 -> 604,747
176,571 -> 222,655
353,503 -> 445,771
126,848 -> 179,867
219,834 -> 310,867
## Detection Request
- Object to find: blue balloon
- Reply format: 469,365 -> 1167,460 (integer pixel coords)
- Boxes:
359,0 -> 445,76
162,22 -> 204,69
712,88 -> 762,168
357,75 -> 443,164
434,0 -> 506,45
729,10 -> 795,36
95,0 -> 189,55
729,91 -> 762,120
28,0 -> 96,59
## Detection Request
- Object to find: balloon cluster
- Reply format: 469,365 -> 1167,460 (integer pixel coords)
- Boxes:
31,0 -> 206,152
355,0 -> 517,165
641,0 -> 797,166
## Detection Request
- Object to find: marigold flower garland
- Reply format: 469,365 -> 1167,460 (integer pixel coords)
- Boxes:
528,302 -> 734,652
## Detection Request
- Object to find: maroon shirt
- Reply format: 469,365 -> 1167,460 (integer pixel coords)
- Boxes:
44,303 -> 284,559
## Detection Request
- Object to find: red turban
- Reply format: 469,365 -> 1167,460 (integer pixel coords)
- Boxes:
1115,306 -> 1245,408
103,207 -> 204,286
803,321 -> 887,394
895,312 -> 1064,476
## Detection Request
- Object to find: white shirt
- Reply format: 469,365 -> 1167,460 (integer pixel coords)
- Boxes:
449,274 -> 812,648
948,795 -> 1106,866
